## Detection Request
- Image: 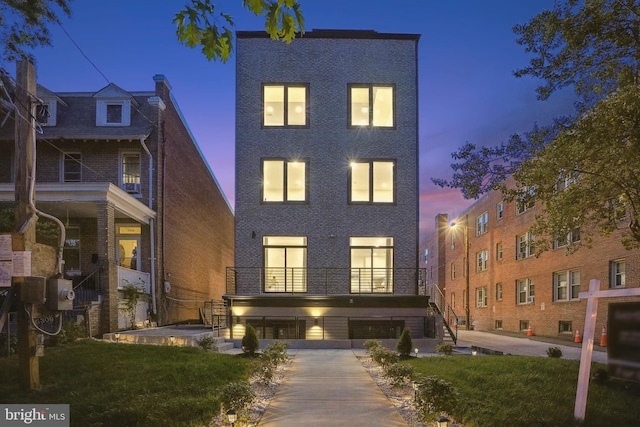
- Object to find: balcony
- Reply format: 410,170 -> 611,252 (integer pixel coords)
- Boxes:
226,267 -> 426,295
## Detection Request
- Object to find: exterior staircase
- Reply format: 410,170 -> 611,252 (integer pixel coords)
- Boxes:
426,284 -> 458,345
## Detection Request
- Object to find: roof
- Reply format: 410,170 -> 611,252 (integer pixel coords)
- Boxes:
236,28 -> 420,41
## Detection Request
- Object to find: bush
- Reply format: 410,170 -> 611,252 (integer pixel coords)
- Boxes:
435,342 -> 454,356
414,376 -> 458,423
384,362 -> 415,388
396,327 -> 413,357
261,341 -> 290,369
364,339 -> 382,354
370,346 -> 399,368
49,318 -> 86,347
241,324 -> 259,355
217,381 -> 256,418
196,335 -> 217,351
546,346 -> 563,358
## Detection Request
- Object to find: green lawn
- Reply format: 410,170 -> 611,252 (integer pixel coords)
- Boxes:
0,340 -> 250,427
409,355 -> 640,427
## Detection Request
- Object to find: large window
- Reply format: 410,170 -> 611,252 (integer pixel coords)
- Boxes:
121,152 -> 141,195
350,237 -> 393,293
263,236 -> 307,293
610,259 -> 626,288
62,152 -> 81,182
262,159 -> 307,202
349,160 -> 395,203
348,84 -> 394,127
516,232 -> 534,259
517,278 -> 535,305
263,84 -> 308,127
554,270 -> 580,301
476,212 -> 488,236
476,250 -> 488,272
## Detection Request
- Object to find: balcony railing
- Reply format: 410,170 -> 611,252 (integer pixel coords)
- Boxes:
117,266 -> 151,294
226,267 -> 426,295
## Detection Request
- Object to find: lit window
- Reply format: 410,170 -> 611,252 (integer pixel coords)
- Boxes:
262,159 -> 307,202
350,237 -> 394,293
554,270 -> 581,301
62,152 -> 81,182
263,84 -> 308,127
610,259 -> 626,288
517,278 -> 535,304
349,84 -> 394,127
263,236 -> 307,293
349,160 -> 394,203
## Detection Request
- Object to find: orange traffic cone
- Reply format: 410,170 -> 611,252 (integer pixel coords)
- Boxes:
600,326 -> 607,347
574,329 -> 582,343
527,325 -> 533,336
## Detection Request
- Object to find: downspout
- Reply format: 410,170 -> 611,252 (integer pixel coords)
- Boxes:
139,138 -> 157,315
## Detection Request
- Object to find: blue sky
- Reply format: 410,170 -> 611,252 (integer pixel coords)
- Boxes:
7,0 -> 576,237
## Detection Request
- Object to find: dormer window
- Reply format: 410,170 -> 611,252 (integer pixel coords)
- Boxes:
96,100 -> 131,126
36,101 -> 57,126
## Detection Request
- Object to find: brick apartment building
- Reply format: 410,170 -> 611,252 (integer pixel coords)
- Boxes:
423,184 -> 640,340
0,73 -> 234,334
225,29 -> 437,346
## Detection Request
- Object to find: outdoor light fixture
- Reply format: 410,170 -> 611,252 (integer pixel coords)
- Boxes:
226,409 -> 237,426
236,316 -> 241,325
314,317 -> 319,326
169,335 -> 176,346
437,415 -> 450,427
414,348 -> 419,358
472,349 -> 478,356
114,332 -> 120,343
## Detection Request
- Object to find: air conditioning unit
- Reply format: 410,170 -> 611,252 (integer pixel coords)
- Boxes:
528,296 -> 535,303
519,252 -> 527,259
123,182 -> 140,193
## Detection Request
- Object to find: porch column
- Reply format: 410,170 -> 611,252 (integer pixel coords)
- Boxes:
97,201 -> 118,334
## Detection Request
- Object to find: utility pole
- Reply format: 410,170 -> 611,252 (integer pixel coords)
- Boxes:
14,60 -> 40,390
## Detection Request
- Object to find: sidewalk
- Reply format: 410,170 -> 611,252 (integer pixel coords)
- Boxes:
258,349 -> 408,427
454,329 -> 608,364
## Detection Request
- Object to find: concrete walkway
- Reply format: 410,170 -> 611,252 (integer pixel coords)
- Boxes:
258,349 -> 408,427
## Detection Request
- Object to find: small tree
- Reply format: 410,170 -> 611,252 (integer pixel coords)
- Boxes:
396,327 -> 413,358
241,324 -> 259,356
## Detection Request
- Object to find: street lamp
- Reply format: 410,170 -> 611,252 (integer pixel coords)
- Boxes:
226,409 -> 237,426
450,216 -> 470,330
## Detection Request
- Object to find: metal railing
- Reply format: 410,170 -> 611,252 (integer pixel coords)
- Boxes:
72,268 -> 102,306
226,267 -> 426,295
425,284 -> 458,344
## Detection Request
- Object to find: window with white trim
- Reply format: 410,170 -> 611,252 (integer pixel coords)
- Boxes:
516,278 -> 535,304
263,84 -> 308,127
610,259 -> 626,288
496,282 -> 503,301
516,187 -> 535,215
36,100 -> 57,126
497,202 -> 504,220
516,232 -> 534,259
496,242 -> 503,260
451,262 -> 456,280
554,227 -> 581,249
96,100 -> 131,126
348,84 -> 394,128
554,269 -> 581,301
476,212 -> 488,235
262,159 -> 307,202
349,160 -> 394,203
476,286 -> 488,308
121,152 -> 141,195
476,250 -> 488,272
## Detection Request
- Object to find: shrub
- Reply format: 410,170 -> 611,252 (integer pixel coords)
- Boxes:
217,381 -> 256,418
435,342 -> 454,356
241,324 -> 259,355
414,376 -> 458,423
384,362 -> 415,388
546,346 -> 563,358
196,335 -> 217,351
370,346 -> 399,368
49,318 -> 86,347
262,341 -> 290,369
364,339 -> 382,354
396,327 -> 413,357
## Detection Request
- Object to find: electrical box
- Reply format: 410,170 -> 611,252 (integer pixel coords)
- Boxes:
19,276 -> 47,304
47,278 -> 75,311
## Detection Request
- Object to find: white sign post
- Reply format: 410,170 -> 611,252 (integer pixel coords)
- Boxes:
574,279 -> 640,420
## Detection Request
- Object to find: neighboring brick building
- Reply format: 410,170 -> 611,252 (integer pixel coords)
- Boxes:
0,74 -> 234,334
427,184 -> 640,340
225,29 -> 436,347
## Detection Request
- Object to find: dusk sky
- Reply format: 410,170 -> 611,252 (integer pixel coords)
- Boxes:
9,0 -> 576,238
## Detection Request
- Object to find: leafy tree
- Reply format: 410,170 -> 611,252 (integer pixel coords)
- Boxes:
174,0 -> 304,62
433,0 -> 640,250
1,1 -> 303,64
